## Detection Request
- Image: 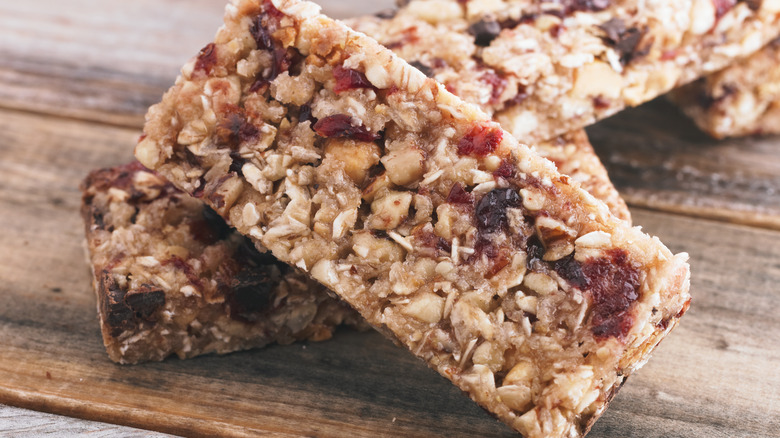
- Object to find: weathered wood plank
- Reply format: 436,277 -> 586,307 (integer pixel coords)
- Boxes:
0,0 -> 395,127
2,0 -> 780,233
0,107 -> 778,436
588,99 -> 780,230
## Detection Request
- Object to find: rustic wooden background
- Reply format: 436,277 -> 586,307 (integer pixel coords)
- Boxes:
1,0 -> 779,436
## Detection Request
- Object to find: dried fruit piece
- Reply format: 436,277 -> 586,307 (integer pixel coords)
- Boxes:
313,114 -> 381,142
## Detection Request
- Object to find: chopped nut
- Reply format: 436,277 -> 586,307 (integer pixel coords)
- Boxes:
324,138 -> 381,185
522,272 -> 558,296
401,292 -> 445,323
382,146 -> 425,186
572,61 -> 622,99
496,385 -> 533,412
472,341 -> 504,372
535,216 -> 576,261
351,231 -> 405,264
362,171 -> 393,202
242,203 -> 261,226
368,191 -> 413,230
405,0 -> 462,23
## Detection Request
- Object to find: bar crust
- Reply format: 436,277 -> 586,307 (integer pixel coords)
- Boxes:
136,1 -> 691,435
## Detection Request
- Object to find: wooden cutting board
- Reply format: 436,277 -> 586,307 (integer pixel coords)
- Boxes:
1,0 -> 779,436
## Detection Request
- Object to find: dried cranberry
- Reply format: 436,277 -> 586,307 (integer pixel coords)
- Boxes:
333,66 -> 376,93
593,96 -> 611,109
413,229 -> 452,255
469,20 -> 502,47
471,238 -> 510,277
194,43 -> 218,76
313,114 -> 380,142
714,0 -> 737,19
492,159 -> 515,179
555,249 -> 641,340
162,257 -> 204,290
446,183 -> 474,205
480,71 -> 508,104
474,188 -> 521,234
457,123 -> 503,157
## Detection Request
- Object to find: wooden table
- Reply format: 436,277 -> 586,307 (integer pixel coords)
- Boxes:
1,1 -> 779,436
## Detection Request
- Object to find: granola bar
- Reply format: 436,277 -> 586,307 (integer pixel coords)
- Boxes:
670,38 -> 780,138
350,0 -> 780,143
83,3 -> 628,365
135,1 -> 691,435
81,162 -> 364,364
345,14 -> 629,222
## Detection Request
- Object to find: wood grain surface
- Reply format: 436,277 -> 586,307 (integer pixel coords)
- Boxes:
1,0 -> 779,436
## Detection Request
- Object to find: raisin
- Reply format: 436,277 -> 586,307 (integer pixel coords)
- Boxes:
598,18 -> 648,66
333,66 -> 376,93
375,8 -> 398,19
457,123 -> 503,157
474,188 -> 521,234
194,43 -> 218,76
229,150 -> 247,175
124,285 -> 166,320
100,272 -> 135,337
409,60 -> 434,78
216,106 -> 260,148
743,0 -> 762,11
469,20 -> 502,47
446,183 -> 474,205
190,206 -> 232,245
250,16 -> 273,51
226,269 -> 274,323
298,103 -> 317,124
313,114 -> 380,142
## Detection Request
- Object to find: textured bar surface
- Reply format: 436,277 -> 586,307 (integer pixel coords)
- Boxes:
670,38 -> 780,138
81,162 -> 364,364
136,1 -> 691,435
346,12 -> 629,221
350,0 -> 780,143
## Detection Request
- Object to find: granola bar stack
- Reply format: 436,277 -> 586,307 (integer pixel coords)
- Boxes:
78,0 -> 780,435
